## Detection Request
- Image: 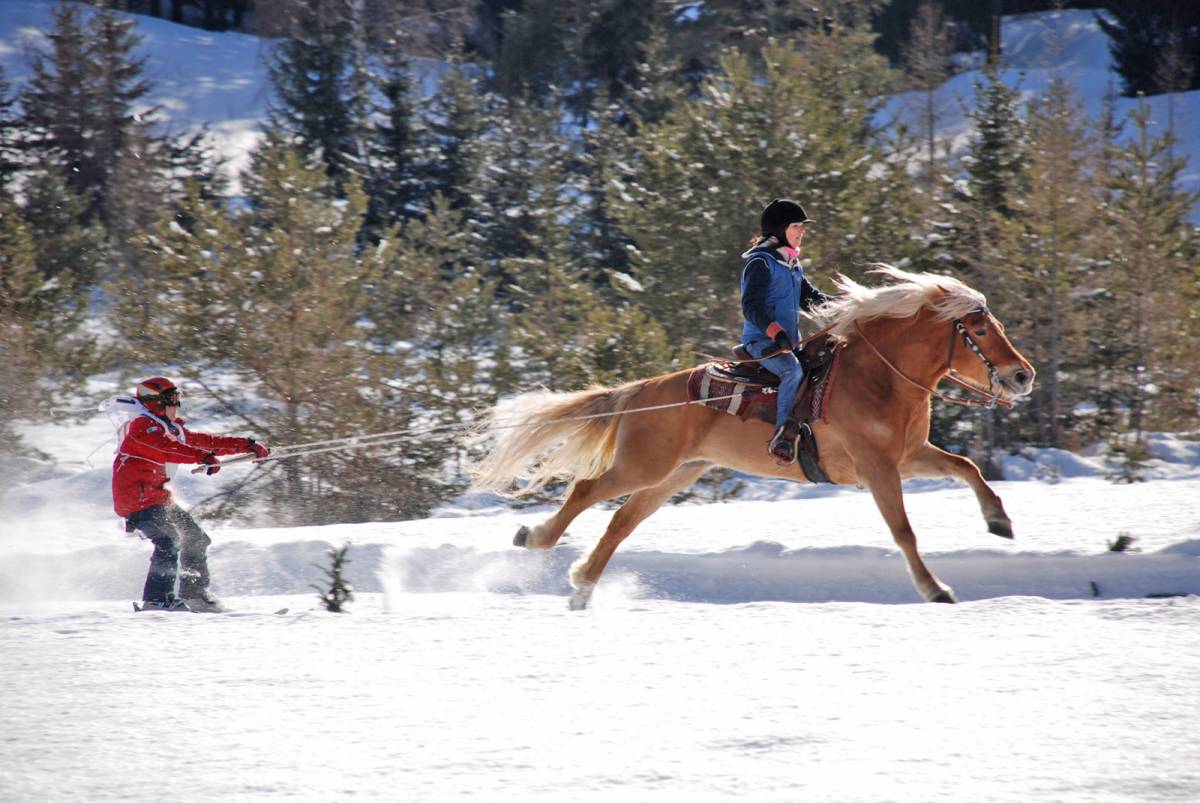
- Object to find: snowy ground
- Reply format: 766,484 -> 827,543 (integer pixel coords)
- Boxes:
2,401 -> 1199,800
3,593 -> 1198,802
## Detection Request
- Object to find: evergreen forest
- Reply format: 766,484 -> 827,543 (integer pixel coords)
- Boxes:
1,0 -> 1197,525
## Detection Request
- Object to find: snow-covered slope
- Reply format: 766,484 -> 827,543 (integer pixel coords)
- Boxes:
0,0 -> 271,183
880,9 -> 1200,210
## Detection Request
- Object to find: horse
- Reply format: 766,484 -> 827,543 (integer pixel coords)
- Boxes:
471,266 -> 1036,609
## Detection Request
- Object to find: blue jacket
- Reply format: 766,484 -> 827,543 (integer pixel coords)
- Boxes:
739,242 -> 827,348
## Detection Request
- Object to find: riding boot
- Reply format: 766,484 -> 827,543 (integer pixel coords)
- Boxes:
768,421 -> 802,465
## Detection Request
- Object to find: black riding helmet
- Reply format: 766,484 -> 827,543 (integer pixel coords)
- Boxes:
760,198 -> 813,244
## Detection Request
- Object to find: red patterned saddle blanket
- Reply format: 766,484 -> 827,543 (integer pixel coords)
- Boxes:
686,337 -> 845,426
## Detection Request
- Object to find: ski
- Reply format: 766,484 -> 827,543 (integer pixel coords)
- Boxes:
133,602 -> 290,615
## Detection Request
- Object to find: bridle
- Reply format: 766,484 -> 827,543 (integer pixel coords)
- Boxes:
853,307 -> 1015,409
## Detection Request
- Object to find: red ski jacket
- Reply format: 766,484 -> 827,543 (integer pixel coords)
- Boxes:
112,415 -> 251,517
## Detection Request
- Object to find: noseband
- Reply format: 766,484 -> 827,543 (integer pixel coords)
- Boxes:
854,308 -> 1015,409
942,308 -> 1013,408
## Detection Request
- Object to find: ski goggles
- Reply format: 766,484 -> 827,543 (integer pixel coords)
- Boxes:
143,389 -> 182,407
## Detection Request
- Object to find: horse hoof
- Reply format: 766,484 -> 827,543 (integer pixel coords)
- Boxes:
568,584 -> 594,611
513,526 -> 531,547
987,519 -> 1014,539
927,588 -> 957,604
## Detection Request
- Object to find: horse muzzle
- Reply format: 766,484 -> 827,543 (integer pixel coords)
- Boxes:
999,365 -> 1036,399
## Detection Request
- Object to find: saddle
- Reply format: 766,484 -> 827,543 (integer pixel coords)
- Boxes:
686,336 -> 845,483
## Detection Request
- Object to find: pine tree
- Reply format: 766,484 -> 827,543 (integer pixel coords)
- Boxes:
934,47 -> 1027,468
0,196 -> 49,452
163,125 -> 229,204
136,144 -> 454,524
491,0 -> 575,108
610,23 -> 906,350
105,123 -> 181,359
362,30 -> 424,232
1152,23 -> 1196,164
419,55 -> 488,212
20,4 -> 95,211
313,542 -> 354,612
1100,102 -> 1199,478
900,0 -> 954,213
580,286 -> 675,387
1095,2 -> 1200,96
370,194 -> 504,468
22,4 -> 158,229
267,0 -> 367,191
619,11 -> 684,132
872,0 -> 991,67
91,4 -> 156,229
473,96 -> 573,288
580,0 -> 662,111
17,166 -> 108,380
0,67 -> 20,191
1018,77 -> 1103,448
571,101 -> 635,282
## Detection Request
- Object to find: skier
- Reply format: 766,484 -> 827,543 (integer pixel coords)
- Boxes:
739,199 -> 829,464
113,376 -> 269,612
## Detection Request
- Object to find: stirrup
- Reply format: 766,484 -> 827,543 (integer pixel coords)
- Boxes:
768,423 -> 801,465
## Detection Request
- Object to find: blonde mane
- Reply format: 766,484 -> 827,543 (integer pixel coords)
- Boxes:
810,264 -> 988,337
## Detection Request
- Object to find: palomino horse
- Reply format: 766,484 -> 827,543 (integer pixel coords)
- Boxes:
472,266 -> 1035,608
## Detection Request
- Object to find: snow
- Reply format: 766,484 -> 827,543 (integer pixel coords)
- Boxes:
2,397 -> 1200,800
1,4 -> 1199,799
2,593 -> 1197,801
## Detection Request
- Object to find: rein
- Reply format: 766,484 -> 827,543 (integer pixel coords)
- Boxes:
852,312 -> 1014,409
695,322 -> 839,365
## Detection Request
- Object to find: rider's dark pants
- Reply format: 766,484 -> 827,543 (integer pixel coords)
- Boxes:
127,504 -> 213,602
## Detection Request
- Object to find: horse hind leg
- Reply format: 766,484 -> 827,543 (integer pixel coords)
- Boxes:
513,477 -> 602,549
514,411 -> 694,550
512,461 -> 657,550
568,462 -> 712,610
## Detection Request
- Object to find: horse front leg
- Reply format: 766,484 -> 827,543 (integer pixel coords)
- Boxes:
902,442 -> 1013,539
862,462 -> 957,603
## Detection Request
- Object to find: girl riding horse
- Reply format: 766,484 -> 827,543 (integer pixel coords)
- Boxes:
472,266 -> 1035,609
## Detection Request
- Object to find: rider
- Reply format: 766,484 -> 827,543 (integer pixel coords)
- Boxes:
739,199 -> 829,464
113,376 -> 269,612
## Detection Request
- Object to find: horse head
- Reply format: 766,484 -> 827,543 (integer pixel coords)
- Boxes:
947,306 -> 1035,403
816,265 -> 1035,407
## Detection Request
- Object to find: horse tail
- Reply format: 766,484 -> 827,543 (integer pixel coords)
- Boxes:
470,380 -> 647,497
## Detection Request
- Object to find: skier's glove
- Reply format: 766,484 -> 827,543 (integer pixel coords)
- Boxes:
245,438 -> 270,460
200,452 -> 221,476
